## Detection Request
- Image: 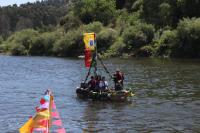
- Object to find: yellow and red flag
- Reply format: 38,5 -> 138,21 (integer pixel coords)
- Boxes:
83,33 -> 96,68
84,49 -> 92,68
19,91 -> 66,133
83,33 -> 96,51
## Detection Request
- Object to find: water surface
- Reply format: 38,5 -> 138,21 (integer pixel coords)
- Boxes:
0,56 -> 199,133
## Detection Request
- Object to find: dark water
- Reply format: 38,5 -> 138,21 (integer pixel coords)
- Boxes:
0,56 -> 200,133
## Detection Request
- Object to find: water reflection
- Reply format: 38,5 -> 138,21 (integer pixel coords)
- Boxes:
82,102 -> 105,133
81,101 -> 135,133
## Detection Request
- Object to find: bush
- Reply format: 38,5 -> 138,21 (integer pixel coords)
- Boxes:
154,30 -> 177,57
104,37 -> 126,57
53,29 -> 83,56
83,21 -> 103,33
122,23 -> 155,51
0,36 -> 3,44
74,0 -> 116,25
138,45 -> 154,57
5,29 -> 39,55
29,36 -> 46,55
96,28 -> 118,52
9,42 -> 26,55
29,32 -> 58,55
175,18 -> 200,57
60,12 -> 81,32
115,10 -> 141,35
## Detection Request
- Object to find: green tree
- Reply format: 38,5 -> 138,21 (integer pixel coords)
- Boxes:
175,18 -> 200,57
53,29 -> 83,56
154,30 -> 177,57
122,23 -> 155,51
73,0 -> 116,25
60,12 -> 81,32
83,21 -> 103,33
97,28 -> 118,52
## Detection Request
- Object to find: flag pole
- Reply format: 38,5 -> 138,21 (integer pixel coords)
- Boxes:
94,33 -> 97,77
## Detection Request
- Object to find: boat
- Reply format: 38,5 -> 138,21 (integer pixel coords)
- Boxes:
76,88 -> 134,102
19,90 -> 66,133
76,33 -> 134,102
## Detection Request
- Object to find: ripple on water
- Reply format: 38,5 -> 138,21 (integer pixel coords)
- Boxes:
0,56 -> 200,132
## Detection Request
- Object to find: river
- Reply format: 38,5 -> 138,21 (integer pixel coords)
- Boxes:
0,55 -> 199,133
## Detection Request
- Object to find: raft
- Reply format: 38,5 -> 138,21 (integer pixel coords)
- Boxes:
76,88 -> 134,102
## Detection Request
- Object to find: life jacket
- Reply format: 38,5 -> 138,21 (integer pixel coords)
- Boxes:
88,79 -> 96,88
115,73 -> 124,81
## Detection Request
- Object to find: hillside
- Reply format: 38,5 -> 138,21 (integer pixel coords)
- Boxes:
0,0 -> 200,58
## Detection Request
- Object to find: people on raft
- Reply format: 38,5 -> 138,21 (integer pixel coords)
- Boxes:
87,76 -> 96,91
87,75 -> 109,92
113,69 -> 124,91
99,76 -> 108,91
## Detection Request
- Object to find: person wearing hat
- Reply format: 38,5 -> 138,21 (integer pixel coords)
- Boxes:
113,69 -> 124,91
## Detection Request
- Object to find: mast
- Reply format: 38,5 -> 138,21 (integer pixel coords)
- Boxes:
94,33 -> 97,76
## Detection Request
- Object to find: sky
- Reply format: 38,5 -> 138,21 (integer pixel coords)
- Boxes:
0,0 -> 40,7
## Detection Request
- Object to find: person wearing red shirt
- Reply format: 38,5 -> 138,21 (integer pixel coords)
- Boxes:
113,69 -> 124,91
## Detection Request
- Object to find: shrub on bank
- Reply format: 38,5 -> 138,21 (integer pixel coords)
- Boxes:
0,36 -> 3,44
154,30 -> 177,57
104,37 -> 126,57
122,23 -> 155,52
138,45 -> 154,57
175,18 -> 200,57
4,29 -> 39,55
9,42 -> 26,55
97,28 -> 118,52
29,31 -> 59,55
53,29 -> 83,56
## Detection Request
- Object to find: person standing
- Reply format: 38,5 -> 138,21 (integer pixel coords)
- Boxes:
113,69 -> 124,91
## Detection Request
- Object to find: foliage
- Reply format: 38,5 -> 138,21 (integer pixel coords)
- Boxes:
0,36 -> 3,44
97,28 -> 118,52
154,30 -> 177,57
0,0 -> 67,37
73,0 -> 116,25
53,29 -> 83,57
104,37 -> 126,57
175,18 -> 200,57
122,23 -> 155,51
60,12 -> 81,32
138,45 -> 154,57
82,21 -> 103,33
0,0 -> 200,58
5,29 -> 39,55
9,42 -> 26,55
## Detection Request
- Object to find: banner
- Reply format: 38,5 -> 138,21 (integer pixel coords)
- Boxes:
19,91 -> 66,133
83,33 -> 96,51
84,49 -> 92,68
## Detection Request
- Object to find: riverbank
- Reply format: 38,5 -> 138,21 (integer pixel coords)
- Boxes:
0,1 -> 200,58
0,17 -> 200,58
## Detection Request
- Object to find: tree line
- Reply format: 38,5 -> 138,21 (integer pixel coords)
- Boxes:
0,0 -> 200,58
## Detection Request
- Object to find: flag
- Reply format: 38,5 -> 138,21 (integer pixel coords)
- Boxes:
84,49 -> 92,68
19,91 -> 66,133
19,118 -> 33,133
84,33 -> 96,51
